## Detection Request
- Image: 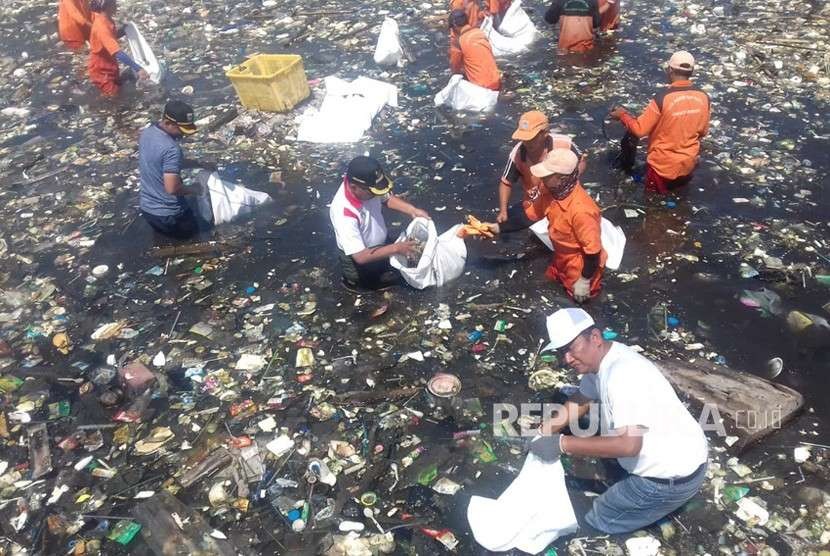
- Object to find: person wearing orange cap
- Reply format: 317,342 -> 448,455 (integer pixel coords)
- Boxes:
528,148 -> 605,302
492,111 -> 585,234
448,10 -> 501,91
597,0 -> 620,31
88,0 -> 146,96
610,51 -> 710,194
544,0 -> 600,53
58,0 -> 92,50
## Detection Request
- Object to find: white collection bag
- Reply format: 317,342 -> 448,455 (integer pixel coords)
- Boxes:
467,445 -> 578,553
297,76 -> 398,143
373,17 -> 405,67
390,218 -> 467,289
481,0 -> 540,57
434,74 -> 498,112
530,216 -> 627,270
124,22 -> 164,83
195,171 -> 272,226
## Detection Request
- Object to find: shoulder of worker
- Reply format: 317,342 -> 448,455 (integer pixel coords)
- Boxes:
602,342 -> 663,383
653,81 -> 709,111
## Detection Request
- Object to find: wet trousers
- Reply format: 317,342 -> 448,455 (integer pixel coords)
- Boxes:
141,209 -> 200,240
339,251 -> 401,291
88,54 -> 120,96
585,462 -> 707,534
618,132 -> 692,194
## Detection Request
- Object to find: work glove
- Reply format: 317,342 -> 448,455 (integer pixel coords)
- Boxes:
529,434 -> 561,462
573,277 -> 591,303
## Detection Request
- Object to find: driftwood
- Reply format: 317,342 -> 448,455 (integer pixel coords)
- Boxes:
659,359 -> 804,453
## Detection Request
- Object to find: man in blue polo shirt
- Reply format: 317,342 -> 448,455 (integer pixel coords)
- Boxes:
138,101 -> 214,239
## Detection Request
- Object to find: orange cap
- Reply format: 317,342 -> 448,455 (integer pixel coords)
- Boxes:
512,111 -> 549,141
530,148 -> 578,178
668,51 -> 695,72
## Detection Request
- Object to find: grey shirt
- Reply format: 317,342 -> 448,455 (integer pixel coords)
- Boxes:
139,124 -> 186,217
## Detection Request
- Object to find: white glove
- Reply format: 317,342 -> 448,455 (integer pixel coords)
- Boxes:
572,277 -> 591,303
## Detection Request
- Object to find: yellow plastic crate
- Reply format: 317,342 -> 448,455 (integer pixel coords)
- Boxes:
226,54 -> 310,113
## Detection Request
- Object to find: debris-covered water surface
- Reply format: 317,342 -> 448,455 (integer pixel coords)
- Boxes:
0,0 -> 828,553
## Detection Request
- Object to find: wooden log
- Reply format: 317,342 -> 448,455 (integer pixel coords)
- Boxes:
335,386 -> 421,405
658,359 -> 804,453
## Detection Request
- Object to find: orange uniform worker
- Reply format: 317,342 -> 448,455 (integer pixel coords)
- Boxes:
526,149 -> 606,303
544,0 -> 600,53
494,111 -> 585,233
58,0 -> 92,50
598,0 -> 620,31
448,10 -> 501,91
88,0 -> 146,96
610,51 -> 710,194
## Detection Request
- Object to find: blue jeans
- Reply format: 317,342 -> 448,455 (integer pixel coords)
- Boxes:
585,463 -> 706,534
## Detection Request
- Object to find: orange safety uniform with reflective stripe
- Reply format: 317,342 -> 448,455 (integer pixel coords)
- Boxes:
58,0 -> 92,50
619,80 -> 711,180
527,182 -> 606,298
500,134 -> 581,220
88,12 -> 121,96
544,0 -> 600,53
598,0 -> 619,31
452,26 -> 501,90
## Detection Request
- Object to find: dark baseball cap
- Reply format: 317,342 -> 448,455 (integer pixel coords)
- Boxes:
347,156 -> 393,196
163,100 -> 197,135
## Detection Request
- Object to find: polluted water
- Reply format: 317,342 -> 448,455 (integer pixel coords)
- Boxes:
0,0 -> 829,553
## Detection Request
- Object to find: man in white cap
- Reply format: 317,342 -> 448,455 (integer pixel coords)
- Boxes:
609,51 -> 711,194
532,308 -> 709,533
491,148 -> 605,303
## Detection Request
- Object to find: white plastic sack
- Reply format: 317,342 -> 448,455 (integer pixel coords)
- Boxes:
467,445 -> 578,553
434,75 -> 498,112
373,17 -> 404,67
390,218 -> 467,289
530,216 -> 627,270
195,171 -> 272,226
481,0 -> 539,57
297,76 -> 398,143
124,22 -> 164,83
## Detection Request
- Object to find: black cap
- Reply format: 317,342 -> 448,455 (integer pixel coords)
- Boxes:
347,156 -> 393,195
449,9 -> 468,28
163,100 -> 197,135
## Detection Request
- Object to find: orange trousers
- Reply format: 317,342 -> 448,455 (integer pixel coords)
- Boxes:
88,53 -> 119,96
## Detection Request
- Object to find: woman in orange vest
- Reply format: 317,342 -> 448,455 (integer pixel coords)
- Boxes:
88,0 -> 146,96
58,0 -> 92,50
526,148 -> 606,302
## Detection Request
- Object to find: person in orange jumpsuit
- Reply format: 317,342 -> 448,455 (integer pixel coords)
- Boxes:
527,148 -> 606,302
493,111 -> 586,234
544,0 -> 600,53
610,51 -> 710,194
58,0 -> 92,50
448,10 -> 501,91
87,0 -> 146,96
597,0 -> 620,31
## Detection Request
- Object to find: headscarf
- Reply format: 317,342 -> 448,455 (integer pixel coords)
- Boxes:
548,168 -> 579,200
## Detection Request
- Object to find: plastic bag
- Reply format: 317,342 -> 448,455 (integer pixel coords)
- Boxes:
124,22 -> 164,83
390,218 -> 467,289
297,76 -> 398,143
373,17 -> 404,67
529,216 -> 627,270
481,0 -> 539,57
195,171 -> 272,226
434,75 -> 498,112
